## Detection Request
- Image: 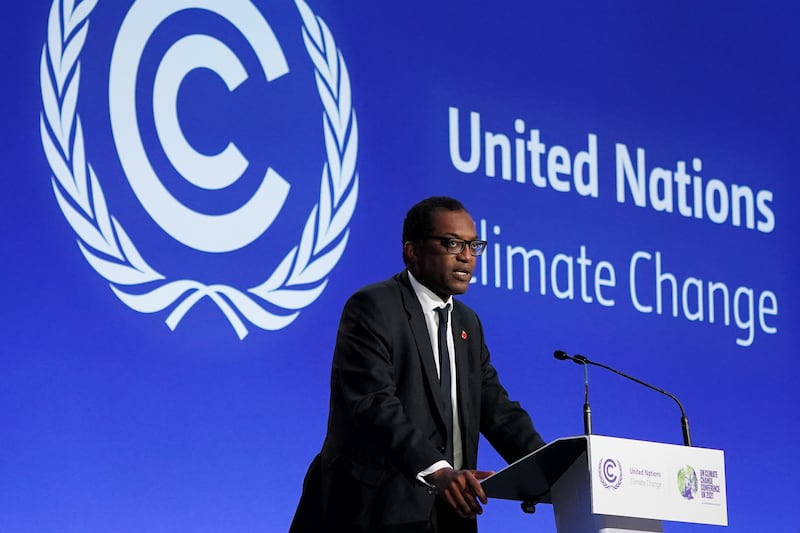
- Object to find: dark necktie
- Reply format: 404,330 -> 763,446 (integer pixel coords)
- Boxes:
435,304 -> 454,464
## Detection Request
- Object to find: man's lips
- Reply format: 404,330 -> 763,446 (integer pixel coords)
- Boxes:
453,269 -> 472,280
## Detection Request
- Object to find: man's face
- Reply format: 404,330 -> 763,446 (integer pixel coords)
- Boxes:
408,209 -> 477,301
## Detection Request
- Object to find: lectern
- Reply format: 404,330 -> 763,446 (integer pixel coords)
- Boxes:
481,435 -> 727,532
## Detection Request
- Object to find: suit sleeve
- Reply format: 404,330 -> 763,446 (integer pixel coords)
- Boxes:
330,288 -> 444,481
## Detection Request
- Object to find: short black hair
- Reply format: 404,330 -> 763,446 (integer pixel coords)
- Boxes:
402,196 -> 467,244
402,197 -> 468,267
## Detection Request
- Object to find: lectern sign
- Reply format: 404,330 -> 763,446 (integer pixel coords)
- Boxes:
589,435 -> 728,526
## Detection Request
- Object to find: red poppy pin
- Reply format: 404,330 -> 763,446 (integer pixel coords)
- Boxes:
461,330 -> 467,340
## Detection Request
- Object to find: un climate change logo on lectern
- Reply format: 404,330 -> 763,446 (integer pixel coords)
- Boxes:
39,0 -> 359,339
598,457 -> 623,490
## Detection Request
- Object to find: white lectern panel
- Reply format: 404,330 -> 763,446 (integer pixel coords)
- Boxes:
588,435 -> 727,526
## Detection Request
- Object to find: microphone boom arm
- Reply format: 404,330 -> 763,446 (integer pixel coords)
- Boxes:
554,350 -> 692,447
574,354 -> 692,447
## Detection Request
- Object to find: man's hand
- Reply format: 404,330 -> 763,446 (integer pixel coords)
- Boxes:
426,467 -> 495,519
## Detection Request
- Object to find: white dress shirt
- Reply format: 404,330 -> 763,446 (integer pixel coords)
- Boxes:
408,271 -> 465,482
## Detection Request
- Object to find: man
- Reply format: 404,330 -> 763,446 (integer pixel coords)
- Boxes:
291,196 -> 545,532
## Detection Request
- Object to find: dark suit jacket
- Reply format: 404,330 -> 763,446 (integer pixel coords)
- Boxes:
291,272 -> 545,532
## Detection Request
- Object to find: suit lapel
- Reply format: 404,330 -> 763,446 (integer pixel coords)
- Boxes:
451,309 -> 469,409
451,307 -> 473,445
396,272 -> 449,429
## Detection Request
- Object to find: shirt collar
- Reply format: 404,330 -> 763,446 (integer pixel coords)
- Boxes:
407,270 -> 453,313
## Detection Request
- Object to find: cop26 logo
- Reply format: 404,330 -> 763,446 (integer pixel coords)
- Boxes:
39,0 -> 359,339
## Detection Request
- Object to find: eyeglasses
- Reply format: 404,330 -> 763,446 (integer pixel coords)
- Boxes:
422,236 -> 488,256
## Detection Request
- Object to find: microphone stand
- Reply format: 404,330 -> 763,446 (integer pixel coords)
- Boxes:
554,350 -> 692,447
574,353 -> 692,447
581,360 -> 592,436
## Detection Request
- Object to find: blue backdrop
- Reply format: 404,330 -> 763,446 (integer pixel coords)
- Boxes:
2,1 -> 797,531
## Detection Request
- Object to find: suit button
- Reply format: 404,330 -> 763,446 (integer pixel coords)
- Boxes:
438,445 -> 446,453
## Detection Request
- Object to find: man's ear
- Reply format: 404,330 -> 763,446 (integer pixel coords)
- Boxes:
403,241 -> 417,267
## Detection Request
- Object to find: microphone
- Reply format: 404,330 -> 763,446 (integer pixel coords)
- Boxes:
553,350 -> 592,436
554,350 -> 692,447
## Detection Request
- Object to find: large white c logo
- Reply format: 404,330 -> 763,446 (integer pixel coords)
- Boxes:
109,0 -> 290,253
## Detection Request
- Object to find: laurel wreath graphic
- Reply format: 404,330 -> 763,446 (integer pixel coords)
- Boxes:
40,0 -> 359,339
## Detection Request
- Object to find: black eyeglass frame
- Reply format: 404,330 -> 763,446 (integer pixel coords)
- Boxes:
421,235 -> 488,256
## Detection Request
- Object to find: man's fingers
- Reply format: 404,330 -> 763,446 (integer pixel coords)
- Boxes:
454,493 -> 481,518
464,472 -> 488,504
433,469 -> 494,518
472,469 -> 494,480
447,471 -> 486,517
446,487 -> 476,518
